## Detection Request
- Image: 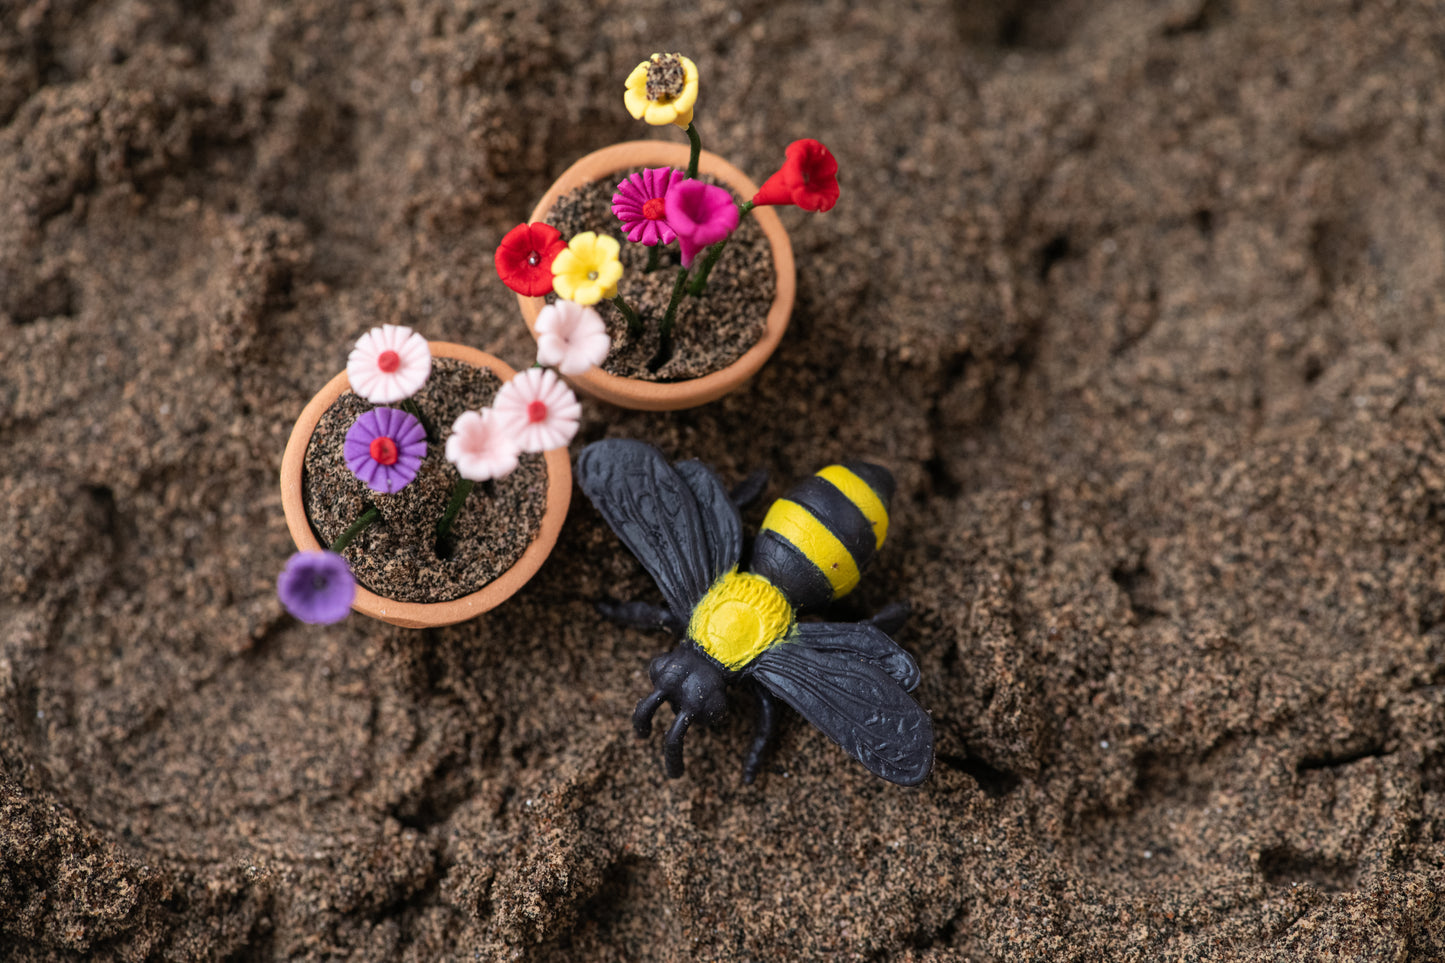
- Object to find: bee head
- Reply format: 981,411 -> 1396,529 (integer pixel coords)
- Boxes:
648,647 -> 728,721
632,645 -> 728,778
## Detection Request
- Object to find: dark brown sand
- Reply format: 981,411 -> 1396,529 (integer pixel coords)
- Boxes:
3,1 -> 1445,960
545,168 -> 773,381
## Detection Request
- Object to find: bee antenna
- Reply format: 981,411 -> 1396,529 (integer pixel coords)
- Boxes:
663,710 -> 695,779
633,688 -> 666,737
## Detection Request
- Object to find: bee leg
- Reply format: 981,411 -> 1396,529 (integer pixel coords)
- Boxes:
597,598 -> 682,636
663,711 -> 695,779
866,600 -> 912,636
633,688 -> 666,737
742,684 -> 778,785
729,468 -> 769,509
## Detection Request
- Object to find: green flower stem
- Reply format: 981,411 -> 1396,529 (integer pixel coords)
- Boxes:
646,245 -> 661,273
434,478 -> 476,542
399,397 -> 436,444
612,294 -> 643,338
330,506 -> 379,553
685,123 -> 702,179
687,200 -> 755,297
660,265 -> 691,344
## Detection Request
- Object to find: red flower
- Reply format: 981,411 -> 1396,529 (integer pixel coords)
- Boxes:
752,139 -> 840,213
495,222 -> 566,297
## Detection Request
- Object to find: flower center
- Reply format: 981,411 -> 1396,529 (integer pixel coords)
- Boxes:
311,574 -> 330,591
587,270 -> 598,280
527,252 -> 540,266
376,350 -> 401,373
646,54 -> 685,102
642,197 -> 667,220
369,436 -> 399,466
526,400 -> 548,424
678,191 -> 705,221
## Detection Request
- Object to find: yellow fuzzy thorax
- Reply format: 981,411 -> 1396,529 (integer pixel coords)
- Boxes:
689,570 -> 794,670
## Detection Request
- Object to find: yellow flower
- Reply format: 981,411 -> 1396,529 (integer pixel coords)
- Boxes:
624,53 -> 699,130
551,232 -> 623,306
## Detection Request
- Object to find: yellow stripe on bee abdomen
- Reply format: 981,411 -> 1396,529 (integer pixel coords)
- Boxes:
816,465 -> 889,550
760,499 -> 861,598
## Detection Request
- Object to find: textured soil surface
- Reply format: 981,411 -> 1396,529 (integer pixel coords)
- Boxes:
545,168 -> 773,381
4,1 -> 1445,960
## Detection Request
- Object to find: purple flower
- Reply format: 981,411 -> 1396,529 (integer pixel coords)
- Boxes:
664,178 -> 740,267
612,167 -> 684,246
277,551 -> 356,624
344,407 -> 426,494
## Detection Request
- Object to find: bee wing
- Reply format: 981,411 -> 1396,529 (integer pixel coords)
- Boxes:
789,621 -> 920,692
749,644 -> 934,786
577,440 -> 736,619
674,459 -> 743,577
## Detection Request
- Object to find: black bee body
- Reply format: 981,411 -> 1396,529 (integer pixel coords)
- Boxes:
577,439 -> 933,786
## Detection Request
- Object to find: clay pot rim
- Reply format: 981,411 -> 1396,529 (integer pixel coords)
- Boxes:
518,140 -> 796,412
278,342 -> 572,629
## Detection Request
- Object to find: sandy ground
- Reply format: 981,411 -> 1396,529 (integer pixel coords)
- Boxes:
3,0 -> 1445,959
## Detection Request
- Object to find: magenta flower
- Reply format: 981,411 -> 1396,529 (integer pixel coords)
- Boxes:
612,167 -> 684,246
277,551 -> 356,624
664,179 -> 739,267
344,407 -> 427,494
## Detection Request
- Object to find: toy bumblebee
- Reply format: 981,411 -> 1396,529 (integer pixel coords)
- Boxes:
577,439 -> 933,786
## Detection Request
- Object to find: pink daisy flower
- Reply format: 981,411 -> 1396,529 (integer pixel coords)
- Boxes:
493,368 -> 581,453
612,167 -> 684,247
534,300 -> 612,375
445,409 -> 522,482
347,325 -> 432,403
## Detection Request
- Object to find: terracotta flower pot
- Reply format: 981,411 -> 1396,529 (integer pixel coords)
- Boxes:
279,342 -> 572,629
518,140 -> 796,411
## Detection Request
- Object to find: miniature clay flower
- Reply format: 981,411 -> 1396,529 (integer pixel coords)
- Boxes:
495,222 -> 567,297
277,551 -> 356,624
534,300 -> 611,375
551,232 -> 624,306
752,139 -> 840,213
664,178 -> 739,268
344,407 -> 427,494
624,53 -> 699,129
612,167 -> 685,246
445,409 -> 521,481
492,367 -> 581,453
347,325 -> 432,403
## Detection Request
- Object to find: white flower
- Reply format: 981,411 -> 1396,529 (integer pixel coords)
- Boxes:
534,299 -> 612,375
347,325 -> 432,403
445,409 -> 521,482
492,367 -> 581,453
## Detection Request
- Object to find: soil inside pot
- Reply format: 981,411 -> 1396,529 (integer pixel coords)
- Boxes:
544,167 -> 774,381
301,357 -> 547,604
